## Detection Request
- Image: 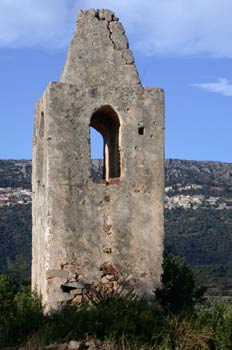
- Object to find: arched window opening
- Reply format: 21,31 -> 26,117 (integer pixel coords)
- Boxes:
90,106 -> 120,181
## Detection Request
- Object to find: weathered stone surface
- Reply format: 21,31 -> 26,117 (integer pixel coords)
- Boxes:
32,9 -> 164,313
72,295 -> 82,304
60,9 -> 141,88
68,340 -> 81,350
62,282 -> 85,289
98,9 -> 114,21
106,274 -> 114,281
109,21 -> 128,50
101,276 -> 109,284
70,289 -> 83,295
122,49 -> 134,64
47,270 -> 69,279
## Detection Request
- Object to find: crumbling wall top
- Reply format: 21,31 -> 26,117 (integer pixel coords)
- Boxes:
78,9 -> 118,22
61,9 -> 141,88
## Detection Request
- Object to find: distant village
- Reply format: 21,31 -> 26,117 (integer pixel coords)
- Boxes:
1,183 -> 231,210
165,184 -> 232,210
0,187 -> 31,207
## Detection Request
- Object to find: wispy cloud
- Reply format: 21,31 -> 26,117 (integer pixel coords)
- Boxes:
0,0 -> 232,57
192,78 -> 232,97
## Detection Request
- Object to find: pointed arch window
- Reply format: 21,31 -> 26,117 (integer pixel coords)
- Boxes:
90,105 -> 121,180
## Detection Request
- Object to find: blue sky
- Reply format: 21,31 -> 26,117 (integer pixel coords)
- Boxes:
0,0 -> 231,162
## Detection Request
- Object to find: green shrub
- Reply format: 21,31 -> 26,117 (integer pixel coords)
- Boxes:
3,254 -> 232,350
0,273 -> 42,347
156,254 -> 206,314
38,292 -> 165,346
0,273 -> 15,345
12,285 -> 43,344
6,254 -> 28,292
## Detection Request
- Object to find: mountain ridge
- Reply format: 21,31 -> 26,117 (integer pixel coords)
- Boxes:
0,158 -> 231,188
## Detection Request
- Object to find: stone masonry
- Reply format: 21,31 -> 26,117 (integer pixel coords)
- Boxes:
32,9 -> 164,312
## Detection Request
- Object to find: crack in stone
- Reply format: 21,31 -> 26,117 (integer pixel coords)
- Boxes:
94,9 -> 118,50
107,21 -> 116,50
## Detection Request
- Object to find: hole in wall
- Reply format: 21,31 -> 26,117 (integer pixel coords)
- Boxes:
138,127 -> 144,135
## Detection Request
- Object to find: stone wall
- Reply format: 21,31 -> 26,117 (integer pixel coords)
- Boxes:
32,9 -> 164,312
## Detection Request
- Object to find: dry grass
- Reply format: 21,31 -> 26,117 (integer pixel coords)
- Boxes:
154,314 -> 213,350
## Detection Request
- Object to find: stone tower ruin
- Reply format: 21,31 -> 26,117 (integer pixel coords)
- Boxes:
32,9 -> 164,312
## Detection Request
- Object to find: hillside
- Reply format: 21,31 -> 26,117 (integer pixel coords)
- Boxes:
0,160 -> 31,188
166,159 -> 232,187
164,159 -> 232,297
0,159 -> 232,296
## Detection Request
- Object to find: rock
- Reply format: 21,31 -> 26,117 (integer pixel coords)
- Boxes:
69,273 -> 79,282
122,49 -> 134,64
106,274 -> 114,281
45,343 -> 68,350
125,274 -> 133,281
103,282 -> 113,291
72,295 -> 82,304
98,9 -> 114,22
85,339 -> 101,350
68,340 -> 81,350
46,269 -> 69,279
100,263 -> 120,281
70,288 -> 83,295
113,281 -> 118,290
58,292 -> 74,302
101,276 -> 109,284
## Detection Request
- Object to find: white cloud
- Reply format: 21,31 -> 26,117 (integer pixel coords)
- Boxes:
0,0 -> 78,48
192,78 -> 232,97
0,0 -> 232,57
78,0 -> 232,57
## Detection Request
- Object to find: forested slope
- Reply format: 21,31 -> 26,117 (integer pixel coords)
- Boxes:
0,159 -> 232,296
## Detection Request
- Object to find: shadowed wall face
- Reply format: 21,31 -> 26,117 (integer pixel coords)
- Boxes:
32,9 -> 164,313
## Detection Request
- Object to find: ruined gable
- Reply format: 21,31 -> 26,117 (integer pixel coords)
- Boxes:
61,9 -> 140,88
32,9 -> 164,313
